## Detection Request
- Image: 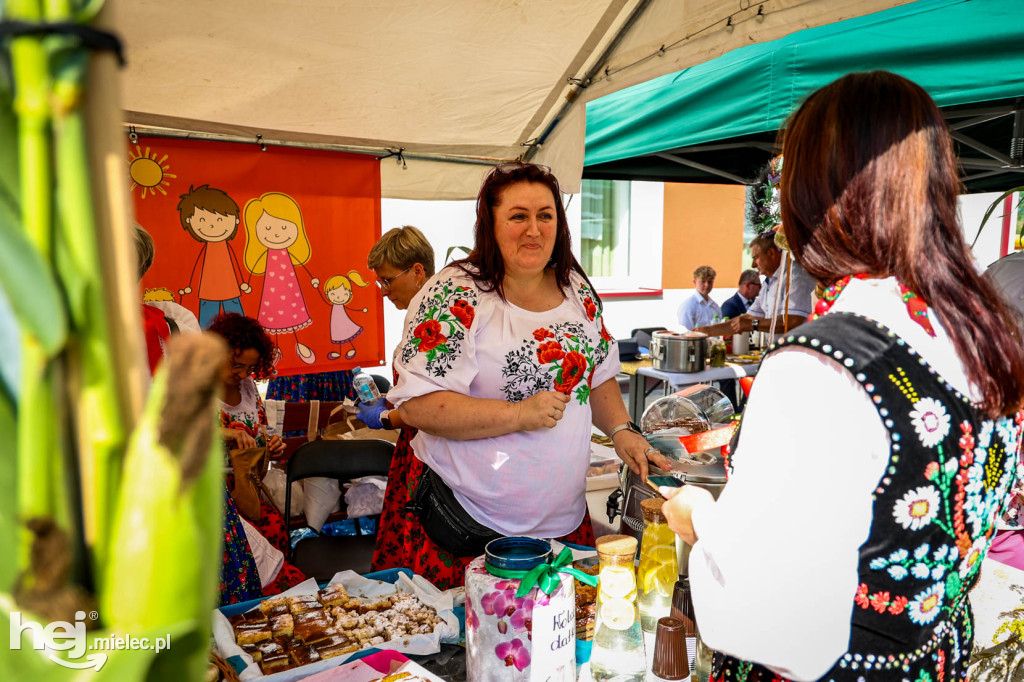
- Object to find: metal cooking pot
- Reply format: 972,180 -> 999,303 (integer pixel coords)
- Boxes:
650,330 -> 708,373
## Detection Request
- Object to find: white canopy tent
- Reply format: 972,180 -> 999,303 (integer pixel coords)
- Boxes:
119,0 -> 910,199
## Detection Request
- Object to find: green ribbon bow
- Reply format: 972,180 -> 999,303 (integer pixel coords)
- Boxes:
486,547 -> 599,599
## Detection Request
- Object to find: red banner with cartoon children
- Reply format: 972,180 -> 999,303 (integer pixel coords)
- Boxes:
129,136 -> 383,376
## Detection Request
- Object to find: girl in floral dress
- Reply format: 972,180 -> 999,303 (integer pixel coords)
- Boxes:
660,72 -> 1024,682
242,192 -> 318,365
209,313 -> 307,596
384,166 -> 670,589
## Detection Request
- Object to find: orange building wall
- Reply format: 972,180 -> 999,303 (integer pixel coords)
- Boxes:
662,183 -> 747,289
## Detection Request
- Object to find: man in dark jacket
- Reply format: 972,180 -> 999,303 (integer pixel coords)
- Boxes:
721,269 -> 761,319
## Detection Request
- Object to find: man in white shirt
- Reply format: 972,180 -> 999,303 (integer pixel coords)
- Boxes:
695,233 -> 815,340
677,265 -> 722,330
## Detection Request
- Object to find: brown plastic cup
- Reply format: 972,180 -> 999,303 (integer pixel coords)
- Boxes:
652,616 -> 689,680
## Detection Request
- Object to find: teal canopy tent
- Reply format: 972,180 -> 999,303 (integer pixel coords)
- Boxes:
584,0 -> 1024,192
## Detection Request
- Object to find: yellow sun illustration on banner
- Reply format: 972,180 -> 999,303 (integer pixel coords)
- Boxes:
128,145 -> 177,198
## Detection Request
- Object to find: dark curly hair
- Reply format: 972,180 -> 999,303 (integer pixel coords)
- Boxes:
207,313 -> 276,379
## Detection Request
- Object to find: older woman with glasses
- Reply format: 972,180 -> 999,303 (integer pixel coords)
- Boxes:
381,163 -> 670,588
356,226 -> 438,574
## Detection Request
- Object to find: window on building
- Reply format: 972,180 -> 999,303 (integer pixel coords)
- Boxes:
573,179 -> 662,292
581,179 -> 631,277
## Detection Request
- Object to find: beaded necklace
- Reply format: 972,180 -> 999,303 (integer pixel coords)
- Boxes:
810,273 -> 936,337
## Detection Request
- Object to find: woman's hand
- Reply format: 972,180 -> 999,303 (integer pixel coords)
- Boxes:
659,484 -> 714,545
516,391 -> 570,431
611,430 -> 673,481
267,433 -> 286,458
222,427 -> 257,449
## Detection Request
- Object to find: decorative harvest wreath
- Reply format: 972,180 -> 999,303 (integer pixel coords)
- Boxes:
747,155 -> 787,250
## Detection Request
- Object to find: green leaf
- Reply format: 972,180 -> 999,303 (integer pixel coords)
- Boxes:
433,343 -> 450,354
971,187 -> 1024,248
576,385 -> 590,405
0,211 -> 68,355
445,245 -> 471,264
0,382 -> 16,592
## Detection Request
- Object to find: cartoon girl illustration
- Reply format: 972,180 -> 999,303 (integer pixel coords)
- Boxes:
322,271 -> 369,360
242,192 -> 319,364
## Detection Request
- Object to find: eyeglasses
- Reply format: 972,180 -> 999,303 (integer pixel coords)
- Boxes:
494,162 -> 552,175
376,267 -> 412,292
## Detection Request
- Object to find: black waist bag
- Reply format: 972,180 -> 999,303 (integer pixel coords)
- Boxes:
406,468 -> 501,557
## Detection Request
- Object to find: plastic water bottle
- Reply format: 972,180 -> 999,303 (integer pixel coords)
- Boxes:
352,366 -> 382,404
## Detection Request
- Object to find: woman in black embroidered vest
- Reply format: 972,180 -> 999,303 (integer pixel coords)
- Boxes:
660,71 -> 1024,681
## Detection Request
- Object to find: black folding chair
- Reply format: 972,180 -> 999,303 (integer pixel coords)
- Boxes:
285,438 -> 394,580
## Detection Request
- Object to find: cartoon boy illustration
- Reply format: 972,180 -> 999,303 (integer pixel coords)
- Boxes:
176,184 -> 251,328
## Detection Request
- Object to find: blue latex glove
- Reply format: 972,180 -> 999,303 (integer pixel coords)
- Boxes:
356,397 -> 387,430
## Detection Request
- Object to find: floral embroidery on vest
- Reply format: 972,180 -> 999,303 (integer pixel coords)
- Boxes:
401,278 -> 477,377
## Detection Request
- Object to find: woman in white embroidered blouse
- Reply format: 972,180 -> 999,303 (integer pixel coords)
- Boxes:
660,72 -> 1024,681
388,163 -> 670,546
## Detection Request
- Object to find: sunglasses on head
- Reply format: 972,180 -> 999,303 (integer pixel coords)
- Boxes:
493,162 -> 552,175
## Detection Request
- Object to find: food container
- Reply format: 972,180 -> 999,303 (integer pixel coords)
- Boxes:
650,331 -> 708,373
465,537 -> 577,681
640,385 -> 733,436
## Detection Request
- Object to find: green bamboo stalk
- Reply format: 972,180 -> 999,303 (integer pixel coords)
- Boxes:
9,0 -> 67,577
45,0 -> 128,575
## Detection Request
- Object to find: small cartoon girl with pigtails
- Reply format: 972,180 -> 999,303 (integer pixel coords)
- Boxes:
322,271 -> 369,360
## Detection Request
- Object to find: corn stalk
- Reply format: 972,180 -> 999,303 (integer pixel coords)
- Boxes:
0,0 -> 223,679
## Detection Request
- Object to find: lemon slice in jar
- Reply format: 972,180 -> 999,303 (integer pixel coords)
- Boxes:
642,564 -> 677,596
601,598 -> 636,630
598,566 -> 635,599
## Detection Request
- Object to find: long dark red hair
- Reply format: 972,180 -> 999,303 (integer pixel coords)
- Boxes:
453,163 -> 598,304
781,71 -> 1024,417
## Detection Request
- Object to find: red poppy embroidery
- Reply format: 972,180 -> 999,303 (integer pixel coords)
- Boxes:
854,583 -> 870,609
449,299 -> 475,329
414,319 -> 447,352
887,595 -> 908,615
555,351 -> 587,395
536,340 -> 566,364
583,297 -> 597,321
868,590 -> 891,613
533,328 -> 554,342
599,319 -> 612,343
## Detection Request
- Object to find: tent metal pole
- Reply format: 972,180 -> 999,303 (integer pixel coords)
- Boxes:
525,0 -> 654,159
122,124 -> 503,167
654,152 -> 751,185
950,131 -> 1016,167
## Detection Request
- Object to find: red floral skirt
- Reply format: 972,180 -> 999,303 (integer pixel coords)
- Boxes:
371,427 -> 596,590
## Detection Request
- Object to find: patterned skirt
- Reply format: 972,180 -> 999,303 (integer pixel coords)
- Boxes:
220,487 -> 263,606
371,427 -> 597,590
